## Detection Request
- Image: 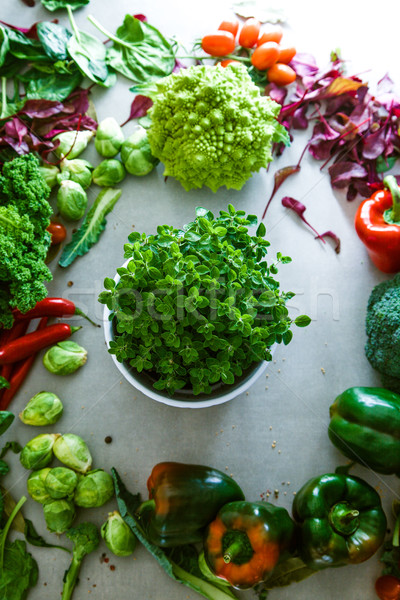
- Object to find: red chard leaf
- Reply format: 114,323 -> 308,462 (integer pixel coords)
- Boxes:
281,196 -> 325,242
262,166 -> 301,219
121,95 -> 153,127
319,231 -> 341,254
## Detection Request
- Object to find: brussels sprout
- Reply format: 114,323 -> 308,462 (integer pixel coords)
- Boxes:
101,511 -> 136,556
74,469 -> 114,508
27,468 -> 52,504
20,433 -> 60,470
57,158 -> 93,189
120,126 -> 159,176
43,498 -> 76,534
53,130 -> 94,159
53,434 -> 92,474
38,164 -> 59,188
92,159 -> 126,187
57,180 -> 87,221
19,391 -> 63,426
94,117 -> 124,158
43,341 -> 87,376
45,467 -> 79,500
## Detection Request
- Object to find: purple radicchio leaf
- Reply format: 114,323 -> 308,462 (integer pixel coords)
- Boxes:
262,166 -> 301,219
120,95 -> 153,127
318,231 -> 341,254
328,161 -> 368,189
281,196 -> 325,243
265,83 -> 288,105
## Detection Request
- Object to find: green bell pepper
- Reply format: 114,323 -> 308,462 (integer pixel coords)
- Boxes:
292,473 -> 387,570
328,386 -> 400,475
203,501 -> 296,589
137,462 -> 245,547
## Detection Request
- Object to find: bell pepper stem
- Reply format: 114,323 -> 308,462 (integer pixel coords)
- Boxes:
329,502 -> 360,536
223,539 -> 244,564
383,175 -> 400,224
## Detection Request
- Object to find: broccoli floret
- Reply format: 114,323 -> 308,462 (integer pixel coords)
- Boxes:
365,274 -> 400,390
147,64 -> 288,192
61,523 -> 100,600
0,153 -> 52,328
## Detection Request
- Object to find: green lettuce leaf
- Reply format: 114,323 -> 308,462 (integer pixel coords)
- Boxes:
59,187 -> 122,268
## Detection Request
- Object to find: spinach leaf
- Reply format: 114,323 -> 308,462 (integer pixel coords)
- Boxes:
59,188 -> 122,268
24,518 -> 69,552
0,412 -> 13,436
0,441 -> 22,459
67,6 -> 115,87
0,488 -> 25,533
7,29 -> 49,63
88,14 -> 175,84
0,539 -> 38,600
18,68 -> 82,102
36,22 -> 72,61
41,0 -> 90,10
0,28 -> 10,69
112,468 -> 238,600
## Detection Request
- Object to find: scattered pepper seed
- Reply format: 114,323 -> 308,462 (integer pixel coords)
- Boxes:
104,436 -> 112,444
277,369 -> 281,373
321,367 -> 326,374
269,426 -> 272,430
110,565 -> 116,571
67,281 -> 74,287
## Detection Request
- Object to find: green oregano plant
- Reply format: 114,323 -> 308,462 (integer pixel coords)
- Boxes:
99,205 -> 310,396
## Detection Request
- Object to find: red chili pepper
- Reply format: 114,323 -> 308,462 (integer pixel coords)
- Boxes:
0,319 -> 31,386
13,298 -> 99,327
355,175 -> 400,273
0,318 -> 48,410
0,323 -> 81,365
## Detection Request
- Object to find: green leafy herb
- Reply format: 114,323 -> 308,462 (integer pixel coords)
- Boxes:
66,6 -> 116,88
41,0 -> 90,10
24,519 -> 69,552
254,557 -> 316,598
0,441 -> 22,459
59,187 -> 122,268
112,468 -> 238,600
100,205 -> 309,395
0,412 -> 13,436
0,378 -> 9,391
88,14 -> 175,84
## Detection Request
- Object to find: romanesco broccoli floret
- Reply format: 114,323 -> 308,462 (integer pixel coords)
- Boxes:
0,153 -> 52,328
147,64 -> 288,192
365,274 -> 400,392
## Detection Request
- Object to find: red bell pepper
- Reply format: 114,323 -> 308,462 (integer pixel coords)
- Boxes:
355,175 -> 400,273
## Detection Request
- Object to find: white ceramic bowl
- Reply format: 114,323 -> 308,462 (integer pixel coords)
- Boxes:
102,260 -> 276,408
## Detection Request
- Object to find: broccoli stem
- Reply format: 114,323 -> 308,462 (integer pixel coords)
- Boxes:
61,552 -> 84,600
383,175 -> 400,224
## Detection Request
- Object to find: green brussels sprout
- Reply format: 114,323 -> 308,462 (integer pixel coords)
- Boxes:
101,511 -> 136,556
38,164 -> 59,188
74,469 -> 114,508
45,467 -> 78,500
27,468 -> 52,504
57,180 -> 87,221
43,341 -> 87,376
92,159 -> 126,187
19,391 -> 63,426
53,130 -> 94,159
94,117 -> 124,157
53,434 -> 92,474
20,433 -> 60,470
120,126 -> 159,176
57,158 -> 93,189
43,498 -> 76,534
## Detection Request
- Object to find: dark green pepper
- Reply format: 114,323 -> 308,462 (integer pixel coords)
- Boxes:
203,501 -> 296,589
292,473 -> 387,570
328,386 -> 400,475
137,462 -> 245,547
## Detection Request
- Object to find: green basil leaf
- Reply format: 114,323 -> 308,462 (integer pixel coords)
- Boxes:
294,315 -> 312,327
101,15 -> 175,84
0,412 -> 14,436
59,188 -> 122,268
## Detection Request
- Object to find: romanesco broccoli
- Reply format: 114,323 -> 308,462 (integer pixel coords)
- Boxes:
0,153 -> 52,329
365,274 -> 400,392
147,64 -> 288,192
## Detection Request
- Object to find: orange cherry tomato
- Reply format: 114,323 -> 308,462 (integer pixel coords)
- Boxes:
278,46 -> 297,64
238,18 -> 260,48
267,62 -> 296,86
218,19 -> 239,38
251,41 -> 280,70
375,575 -> 400,600
201,31 -> 235,57
220,59 -> 242,67
256,26 -> 283,46
47,221 -> 67,246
